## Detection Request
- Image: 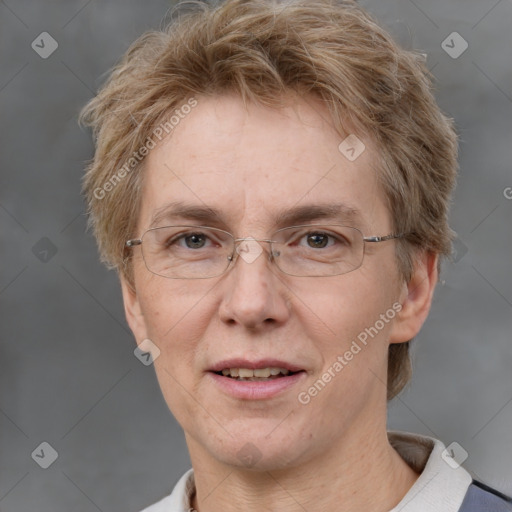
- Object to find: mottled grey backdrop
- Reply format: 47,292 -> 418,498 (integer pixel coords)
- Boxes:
1,0 -> 511,510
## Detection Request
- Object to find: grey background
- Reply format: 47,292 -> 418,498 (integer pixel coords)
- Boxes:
0,0 -> 511,510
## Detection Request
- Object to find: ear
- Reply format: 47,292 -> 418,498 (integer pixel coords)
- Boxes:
120,275 -> 148,345
389,251 -> 438,344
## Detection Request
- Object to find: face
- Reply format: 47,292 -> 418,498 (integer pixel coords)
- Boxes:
122,93 -> 432,471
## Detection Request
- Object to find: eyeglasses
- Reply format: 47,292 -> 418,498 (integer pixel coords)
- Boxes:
125,224 -> 406,279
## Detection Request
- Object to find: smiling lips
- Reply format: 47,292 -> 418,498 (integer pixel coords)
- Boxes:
219,367 -> 292,380
209,358 -> 304,380
208,359 -> 306,398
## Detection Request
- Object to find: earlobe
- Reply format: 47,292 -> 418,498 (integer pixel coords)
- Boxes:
389,251 -> 439,344
120,275 -> 148,344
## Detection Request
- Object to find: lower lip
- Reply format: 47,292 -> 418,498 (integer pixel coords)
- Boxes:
208,371 -> 306,400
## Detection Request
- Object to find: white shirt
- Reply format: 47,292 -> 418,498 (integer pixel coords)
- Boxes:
140,431 -> 473,512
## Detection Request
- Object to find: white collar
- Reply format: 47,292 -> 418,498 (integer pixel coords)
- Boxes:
140,431 -> 472,511
387,431 -> 472,512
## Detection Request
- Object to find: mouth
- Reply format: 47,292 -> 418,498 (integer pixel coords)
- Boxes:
208,359 -> 307,400
213,366 -> 300,381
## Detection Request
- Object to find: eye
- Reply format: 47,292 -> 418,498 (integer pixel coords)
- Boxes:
304,232 -> 332,249
295,230 -> 348,249
166,231 -> 214,250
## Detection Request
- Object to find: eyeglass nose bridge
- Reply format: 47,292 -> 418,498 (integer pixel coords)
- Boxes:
227,236 -> 280,265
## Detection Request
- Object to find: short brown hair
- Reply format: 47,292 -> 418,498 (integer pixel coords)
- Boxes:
79,0 -> 458,400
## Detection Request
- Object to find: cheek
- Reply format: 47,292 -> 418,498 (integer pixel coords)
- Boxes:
294,267 -> 397,344
300,270 -> 399,409
138,275 -> 206,336
136,280 -> 211,381
137,280 -> 214,426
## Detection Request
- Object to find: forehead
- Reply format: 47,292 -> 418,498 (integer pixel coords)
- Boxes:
139,93 -> 389,233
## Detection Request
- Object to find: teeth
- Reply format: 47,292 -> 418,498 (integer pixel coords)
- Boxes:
254,368 -> 271,378
219,367 -> 292,379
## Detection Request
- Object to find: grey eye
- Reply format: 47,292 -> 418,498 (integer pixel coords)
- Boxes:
183,233 -> 207,249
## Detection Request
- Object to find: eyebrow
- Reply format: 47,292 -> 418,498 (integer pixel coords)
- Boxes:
148,200 -> 363,230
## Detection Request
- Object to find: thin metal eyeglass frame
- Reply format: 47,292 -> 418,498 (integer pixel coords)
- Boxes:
125,224 -> 408,279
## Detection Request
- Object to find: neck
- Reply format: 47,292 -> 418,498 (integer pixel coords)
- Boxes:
187,424 -> 419,512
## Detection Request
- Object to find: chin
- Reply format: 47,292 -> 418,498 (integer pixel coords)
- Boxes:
204,428 -> 311,472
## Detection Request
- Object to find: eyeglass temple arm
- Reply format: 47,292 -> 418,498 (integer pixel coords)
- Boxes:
363,234 -> 404,243
126,239 -> 142,247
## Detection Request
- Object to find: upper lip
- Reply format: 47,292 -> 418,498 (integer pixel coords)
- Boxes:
209,358 -> 305,373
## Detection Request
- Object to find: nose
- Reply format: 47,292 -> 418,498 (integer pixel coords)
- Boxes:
218,238 -> 291,329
